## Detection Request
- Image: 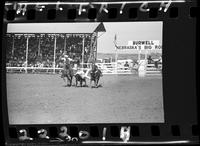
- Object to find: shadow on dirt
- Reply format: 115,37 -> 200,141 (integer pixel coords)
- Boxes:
63,84 -> 103,88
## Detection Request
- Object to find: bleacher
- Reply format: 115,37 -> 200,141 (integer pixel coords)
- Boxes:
6,33 -> 92,73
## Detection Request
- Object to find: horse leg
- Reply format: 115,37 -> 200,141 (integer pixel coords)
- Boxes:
90,80 -> 92,88
62,77 -> 67,86
84,79 -> 87,86
95,79 -> 98,88
75,79 -> 78,87
96,78 -> 99,87
66,76 -> 70,86
69,76 -> 73,86
62,77 -> 66,83
92,80 -> 95,88
80,80 -> 82,87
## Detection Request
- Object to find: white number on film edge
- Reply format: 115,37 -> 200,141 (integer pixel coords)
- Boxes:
159,0 -> 172,12
120,126 -> 131,142
139,2 -> 150,12
7,0 -> 173,15
18,129 -> 33,141
99,4 -> 108,13
79,130 -> 90,140
38,129 -> 49,139
59,126 -> 71,141
102,127 -> 107,141
71,137 -> 78,142
78,4 -> 87,15
56,1 -> 63,11
50,126 -> 79,143
140,0 -> 172,12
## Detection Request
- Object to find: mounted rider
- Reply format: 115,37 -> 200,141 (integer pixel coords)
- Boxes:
90,62 -> 99,80
61,52 -> 74,68
61,52 -> 74,79
91,62 -> 98,74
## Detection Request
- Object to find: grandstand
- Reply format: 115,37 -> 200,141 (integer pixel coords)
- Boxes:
6,23 -> 106,73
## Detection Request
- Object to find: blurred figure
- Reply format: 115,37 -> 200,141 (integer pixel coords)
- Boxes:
91,62 -> 98,73
124,61 -> 129,70
147,55 -> 154,64
89,62 -> 102,88
158,55 -> 162,63
154,55 -> 162,69
74,67 -> 88,87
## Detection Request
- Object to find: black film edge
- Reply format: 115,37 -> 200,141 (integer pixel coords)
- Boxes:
1,0 -> 199,145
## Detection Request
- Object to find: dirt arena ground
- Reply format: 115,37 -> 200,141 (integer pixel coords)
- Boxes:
6,73 -> 164,124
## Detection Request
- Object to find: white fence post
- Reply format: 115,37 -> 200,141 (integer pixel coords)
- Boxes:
115,62 -> 118,74
138,60 -> 147,77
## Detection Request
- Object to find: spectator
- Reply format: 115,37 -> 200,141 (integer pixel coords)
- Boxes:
147,55 -> 154,64
124,61 -> 129,70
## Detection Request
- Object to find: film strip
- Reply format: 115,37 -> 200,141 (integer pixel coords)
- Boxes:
6,124 -> 200,144
4,0 -> 199,21
1,0 -> 200,145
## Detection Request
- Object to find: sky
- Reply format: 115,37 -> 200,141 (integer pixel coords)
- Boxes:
97,22 -> 163,53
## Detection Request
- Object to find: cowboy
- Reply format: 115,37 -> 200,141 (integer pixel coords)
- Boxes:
91,62 -> 98,73
61,53 -> 74,69
75,67 -> 91,80
124,61 -> 129,70
147,55 -> 154,64
90,62 -> 98,80
62,54 -> 74,64
75,68 -> 85,79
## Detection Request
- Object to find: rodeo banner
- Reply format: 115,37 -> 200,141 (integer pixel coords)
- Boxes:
117,40 -> 162,50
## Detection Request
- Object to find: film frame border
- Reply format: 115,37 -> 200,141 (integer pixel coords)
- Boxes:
1,0 -> 200,145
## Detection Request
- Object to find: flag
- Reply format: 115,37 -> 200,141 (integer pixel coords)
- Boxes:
114,34 -> 119,50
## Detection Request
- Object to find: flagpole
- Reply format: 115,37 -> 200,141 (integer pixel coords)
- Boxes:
115,47 -> 118,74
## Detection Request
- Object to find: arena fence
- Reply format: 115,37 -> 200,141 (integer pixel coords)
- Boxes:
6,62 -> 162,76
146,64 -> 162,76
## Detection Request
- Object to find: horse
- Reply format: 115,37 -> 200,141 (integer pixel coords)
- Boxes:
61,63 -> 74,87
89,69 -> 103,88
